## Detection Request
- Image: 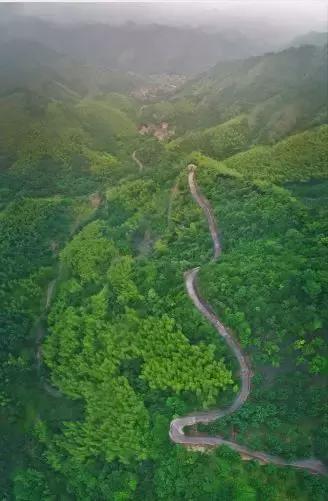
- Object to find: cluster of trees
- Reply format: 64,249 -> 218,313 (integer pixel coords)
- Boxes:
0,84 -> 135,494
223,125 -> 328,182
12,441 -> 328,500
41,205 -> 234,471
0,195 -> 75,490
0,197 -> 70,355
0,91 -> 140,198
191,124 -> 328,184
168,115 -> 251,161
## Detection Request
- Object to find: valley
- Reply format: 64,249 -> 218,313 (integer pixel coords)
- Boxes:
0,5 -> 327,500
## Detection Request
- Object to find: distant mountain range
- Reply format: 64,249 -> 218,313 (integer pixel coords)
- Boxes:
0,14 -> 279,76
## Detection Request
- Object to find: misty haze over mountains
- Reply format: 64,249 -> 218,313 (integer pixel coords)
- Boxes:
8,2 -> 327,34
0,2 -> 327,76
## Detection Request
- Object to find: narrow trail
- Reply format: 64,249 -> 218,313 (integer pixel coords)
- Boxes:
132,150 -> 144,172
169,164 -> 327,476
35,276 -> 58,372
35,273 -> 63,398
35,197 -> 102,398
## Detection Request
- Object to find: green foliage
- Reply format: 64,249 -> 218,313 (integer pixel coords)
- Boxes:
136,136 -> 167,167
0,197 -> 70,353
53,376 -> 150,465
86,149 -> 120,179
0,196 -> 76,495
75,99 -> 137,151
0,90 -> 138,199
224,125 -> 328,182
194,165 -> 328,460
175,44 -> 327,140
168,115 -> 251,160
60,221 -> 118,283
103,92 -> 139,120
139,99 -> 195,135
106,178 -> 164,238
194,125 -> 328,183
153,446 -> 328,501
107,256 -> 141,305
42,204 -> 234,473
136,316 -> 232,406
13,468 -> 51,501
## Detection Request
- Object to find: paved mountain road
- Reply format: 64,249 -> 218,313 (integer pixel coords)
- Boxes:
169,164 -> 327,476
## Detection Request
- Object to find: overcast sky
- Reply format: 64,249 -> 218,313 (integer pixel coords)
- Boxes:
5,1 -> 328,37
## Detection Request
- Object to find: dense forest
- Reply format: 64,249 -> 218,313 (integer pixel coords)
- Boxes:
0,9 -> 327,499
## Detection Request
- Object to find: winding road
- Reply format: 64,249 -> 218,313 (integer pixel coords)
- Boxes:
169,164 -> 327,476
132,150 -> 144,172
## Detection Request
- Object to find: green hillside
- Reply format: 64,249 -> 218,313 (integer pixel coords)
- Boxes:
195,159 -> 328,462
167,115 -> 251,160
141,44 -> 327,142
191,125 -> 328,183
0,31 -> 328,501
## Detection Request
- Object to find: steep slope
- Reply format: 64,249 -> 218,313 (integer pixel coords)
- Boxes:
141,44 -> 327,142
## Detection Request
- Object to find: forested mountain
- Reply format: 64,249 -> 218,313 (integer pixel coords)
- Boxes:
141,44 -> 327,142
0,14 -> 327,500
0,39 -> 146,98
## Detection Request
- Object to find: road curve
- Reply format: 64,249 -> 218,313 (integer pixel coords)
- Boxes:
169,164 -> 327,476
132,150 -> 144,172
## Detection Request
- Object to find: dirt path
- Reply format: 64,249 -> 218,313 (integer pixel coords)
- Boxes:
35,199 -> 101,397
132,150 -> 144,172
35,276 -> 62,397
169,164 -> 327,476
